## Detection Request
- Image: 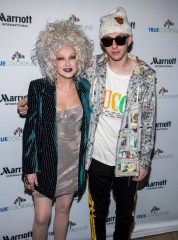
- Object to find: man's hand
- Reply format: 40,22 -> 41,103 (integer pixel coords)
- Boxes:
132,167 -> 148,182
17,97 -> 28,116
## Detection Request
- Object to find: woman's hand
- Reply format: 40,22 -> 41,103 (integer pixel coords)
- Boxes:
17,97 -> 28,116
24,173 -> 38,191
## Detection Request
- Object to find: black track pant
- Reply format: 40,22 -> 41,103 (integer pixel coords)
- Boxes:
88,159 -> 137,240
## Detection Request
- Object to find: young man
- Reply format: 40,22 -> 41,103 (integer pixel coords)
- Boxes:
18,7 -> 156,240
85,7 -> 156,240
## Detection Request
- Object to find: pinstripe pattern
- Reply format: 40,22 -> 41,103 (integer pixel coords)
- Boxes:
22,77 -> 90,199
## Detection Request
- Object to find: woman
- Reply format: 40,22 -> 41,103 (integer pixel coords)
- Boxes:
22,20 -> 92,240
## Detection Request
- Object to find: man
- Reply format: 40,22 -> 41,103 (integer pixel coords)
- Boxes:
85,7 -> 156,240
18,7 -> 156,240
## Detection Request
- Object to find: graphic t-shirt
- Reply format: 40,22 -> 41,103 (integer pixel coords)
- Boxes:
92,65 -> 130,166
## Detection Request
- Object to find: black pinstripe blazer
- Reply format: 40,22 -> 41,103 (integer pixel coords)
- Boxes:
22,77 -> 90,199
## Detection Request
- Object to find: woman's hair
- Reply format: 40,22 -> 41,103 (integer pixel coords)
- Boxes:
32,20 -> 93,83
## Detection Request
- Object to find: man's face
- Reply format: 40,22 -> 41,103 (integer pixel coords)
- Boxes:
101,32 -> 132,62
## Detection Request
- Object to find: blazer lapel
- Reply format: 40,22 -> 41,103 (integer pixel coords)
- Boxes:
41,82 -> 56,125
43,82 -> 56,98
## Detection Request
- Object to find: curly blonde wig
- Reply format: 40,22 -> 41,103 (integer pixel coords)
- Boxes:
32,20 -> 93,83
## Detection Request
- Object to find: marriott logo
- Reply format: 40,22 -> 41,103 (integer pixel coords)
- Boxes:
156,121 -> 171,130
2,231 -> 32,240
151,57 -> 176,67
0,12 -> 32,27
145,179 -> 167,190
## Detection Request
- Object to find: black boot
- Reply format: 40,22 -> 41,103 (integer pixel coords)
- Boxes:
113,222 -> 133,240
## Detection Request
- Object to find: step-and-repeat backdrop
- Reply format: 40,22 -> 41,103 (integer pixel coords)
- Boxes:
1,0 -> 178,239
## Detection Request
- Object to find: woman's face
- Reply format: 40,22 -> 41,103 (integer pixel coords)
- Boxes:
54,44 -> 78,80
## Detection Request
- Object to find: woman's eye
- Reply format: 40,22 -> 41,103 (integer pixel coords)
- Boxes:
70,56 -> 76,59
56,57 -> 64,61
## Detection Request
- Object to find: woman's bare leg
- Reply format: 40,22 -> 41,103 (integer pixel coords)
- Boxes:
54,193 -> 74,240
32,197 -> 52,240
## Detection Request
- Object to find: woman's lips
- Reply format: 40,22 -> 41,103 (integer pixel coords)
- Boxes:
63,68 -> 73,72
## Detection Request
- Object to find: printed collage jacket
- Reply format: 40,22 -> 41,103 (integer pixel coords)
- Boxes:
85,53 -> 156,176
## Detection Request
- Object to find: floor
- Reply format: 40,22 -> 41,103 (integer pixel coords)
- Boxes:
133,231 -> 178,240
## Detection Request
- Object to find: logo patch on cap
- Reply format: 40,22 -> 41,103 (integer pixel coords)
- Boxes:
114,17 -> 124,25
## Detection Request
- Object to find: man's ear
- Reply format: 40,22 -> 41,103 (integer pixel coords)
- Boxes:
100,41 -> 105,52
127,35 -> 133,47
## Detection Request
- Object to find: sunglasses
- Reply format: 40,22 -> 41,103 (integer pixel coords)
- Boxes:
101,35 -> 128,47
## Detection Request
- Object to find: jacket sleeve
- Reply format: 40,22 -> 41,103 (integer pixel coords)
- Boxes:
22,81 -> 39,179
84,56 -> 99,170
139,73 -> 156,170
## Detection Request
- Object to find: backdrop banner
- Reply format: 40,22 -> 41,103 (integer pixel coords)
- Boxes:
1,0 -> 178,239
